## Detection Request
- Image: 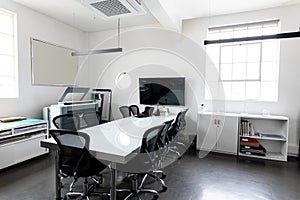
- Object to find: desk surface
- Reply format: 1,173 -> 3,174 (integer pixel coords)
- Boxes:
41,115 -> 175,164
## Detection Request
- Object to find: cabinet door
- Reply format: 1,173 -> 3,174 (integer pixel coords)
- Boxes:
14,135 -> 47,163
197,114 -> 217,151
216,116 -> 238,154
0,144 -> 15,169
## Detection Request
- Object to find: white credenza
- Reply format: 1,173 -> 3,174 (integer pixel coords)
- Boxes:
197,112 -> 289,161
197,112 -> 239,155
0,119 -> 49,170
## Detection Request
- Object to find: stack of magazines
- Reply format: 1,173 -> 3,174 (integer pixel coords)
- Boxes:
240,137 -> 266,156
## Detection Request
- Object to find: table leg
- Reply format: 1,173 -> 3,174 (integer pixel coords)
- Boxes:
55,151 -> 61,200
110,163 -> 117,200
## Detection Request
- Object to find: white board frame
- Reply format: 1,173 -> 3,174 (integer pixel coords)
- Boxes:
30,38 -> 79,86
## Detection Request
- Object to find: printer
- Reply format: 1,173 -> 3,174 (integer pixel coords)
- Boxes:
43,87 -> 99,129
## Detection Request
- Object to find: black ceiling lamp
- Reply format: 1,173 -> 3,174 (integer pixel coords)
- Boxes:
204,29 -> 300,45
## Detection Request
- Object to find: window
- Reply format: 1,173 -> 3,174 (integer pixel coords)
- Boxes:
205,20 -> 280,101
0,8 -> 18,98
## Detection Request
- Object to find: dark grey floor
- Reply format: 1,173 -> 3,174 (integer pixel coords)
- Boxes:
0,147 -> 299,200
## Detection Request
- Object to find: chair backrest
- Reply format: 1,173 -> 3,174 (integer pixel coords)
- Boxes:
52,113 -> 80,131
119,106 -> 131,118
180,108 -> 189,130
167,109 -> 189,141
140,124 -> 165,153
82,111 -> 102,128
158,119 -> 174,147
49,129 -> 89,176
129,105 -> 140,116
142,106 -> 154,117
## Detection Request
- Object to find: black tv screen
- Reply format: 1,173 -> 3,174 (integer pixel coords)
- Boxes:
139,77 -> 185,106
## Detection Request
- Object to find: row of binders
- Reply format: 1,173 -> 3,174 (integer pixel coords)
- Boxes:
240,137 -> 266,156
240,120 -> 256,136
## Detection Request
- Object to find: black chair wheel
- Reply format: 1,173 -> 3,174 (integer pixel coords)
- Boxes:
152,194 -> 159,200
161,173 -> 167,179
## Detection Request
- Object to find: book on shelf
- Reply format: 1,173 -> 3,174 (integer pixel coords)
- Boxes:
240,120 -> 256,136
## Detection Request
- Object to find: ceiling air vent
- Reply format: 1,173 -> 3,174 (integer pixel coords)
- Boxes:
81,0 -> 146,19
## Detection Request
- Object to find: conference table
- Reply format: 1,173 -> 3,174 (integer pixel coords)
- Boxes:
41,114 -> 176,200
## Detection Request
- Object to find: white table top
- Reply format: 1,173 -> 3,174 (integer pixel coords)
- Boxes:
41,115 -> 176,164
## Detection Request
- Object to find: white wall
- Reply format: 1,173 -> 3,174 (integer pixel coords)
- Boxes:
0,0 -> 88,118
183,5 -> 300,155
86,25 -> 206,133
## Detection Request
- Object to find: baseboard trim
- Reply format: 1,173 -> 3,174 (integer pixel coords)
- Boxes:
288,144 -> 299,157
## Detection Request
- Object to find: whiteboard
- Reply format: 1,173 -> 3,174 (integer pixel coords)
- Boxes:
31,38 -> 78,86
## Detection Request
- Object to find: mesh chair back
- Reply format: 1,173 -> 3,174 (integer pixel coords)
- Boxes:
158,120 -> 174,147
167,109 -> 189,141
119,106 -> 131,118
82,111 -> 102,128
52,114 -> 80,131
142,106 -> 154,117
50,129 -> 88,176
129,105 -> 140,116
140,124 -> 165,153
50,129 -> 106,177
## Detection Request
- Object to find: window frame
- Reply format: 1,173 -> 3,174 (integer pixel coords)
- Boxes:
205,19 -> 280,102
0,8 -> 18,99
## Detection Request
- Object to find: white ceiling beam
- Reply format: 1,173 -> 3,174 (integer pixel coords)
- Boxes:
143,0 -> 182,32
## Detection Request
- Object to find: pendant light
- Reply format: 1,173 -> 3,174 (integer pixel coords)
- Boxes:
72,19 -> 123,56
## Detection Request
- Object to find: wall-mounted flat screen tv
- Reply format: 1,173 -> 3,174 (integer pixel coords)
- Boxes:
139,77 -> 185,106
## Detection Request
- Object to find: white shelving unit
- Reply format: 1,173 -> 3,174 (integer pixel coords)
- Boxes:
0,119 -> 49,170
238,115 -> 289,162
197,112 -> 289,162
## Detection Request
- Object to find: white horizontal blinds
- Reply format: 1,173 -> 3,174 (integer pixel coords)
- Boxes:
205,20 -> 280,101
0,9 -> 18,98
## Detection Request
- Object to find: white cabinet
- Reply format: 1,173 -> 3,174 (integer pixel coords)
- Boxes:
0,119 -> 48,170
197,113 -> 239,155
197,112 -> 289,162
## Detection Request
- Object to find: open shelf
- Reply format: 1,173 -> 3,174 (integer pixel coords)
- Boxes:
240,134 -> 286,142
239,152 -> 286,162
239,114 -> 288,162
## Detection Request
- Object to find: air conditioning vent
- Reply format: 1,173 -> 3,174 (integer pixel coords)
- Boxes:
81,0 -> 146,19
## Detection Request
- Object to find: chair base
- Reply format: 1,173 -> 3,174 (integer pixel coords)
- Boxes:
117,174 -> 159,200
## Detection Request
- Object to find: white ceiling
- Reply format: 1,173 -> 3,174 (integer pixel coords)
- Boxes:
13,0 -> 158,32
159,0 -> 300,20
13,0 -> 300,32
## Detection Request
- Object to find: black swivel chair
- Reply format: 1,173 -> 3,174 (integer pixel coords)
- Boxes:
50,129 -> 109,199
129,105 -> 140,116
141,106 -> 155,117
82,111 -> 102,128
165,109 -> 189,158
119,106 -> 131,118
138,119 -> 174,193
117,124 -> 165,200
52,113 -> 80,131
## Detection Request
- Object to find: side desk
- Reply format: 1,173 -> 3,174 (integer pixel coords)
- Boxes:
0,118 -> 48,170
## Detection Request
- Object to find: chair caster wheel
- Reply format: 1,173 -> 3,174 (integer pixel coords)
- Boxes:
161,186 -> 168,192
152,194 -> 159,200
161,173 -> 166,179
